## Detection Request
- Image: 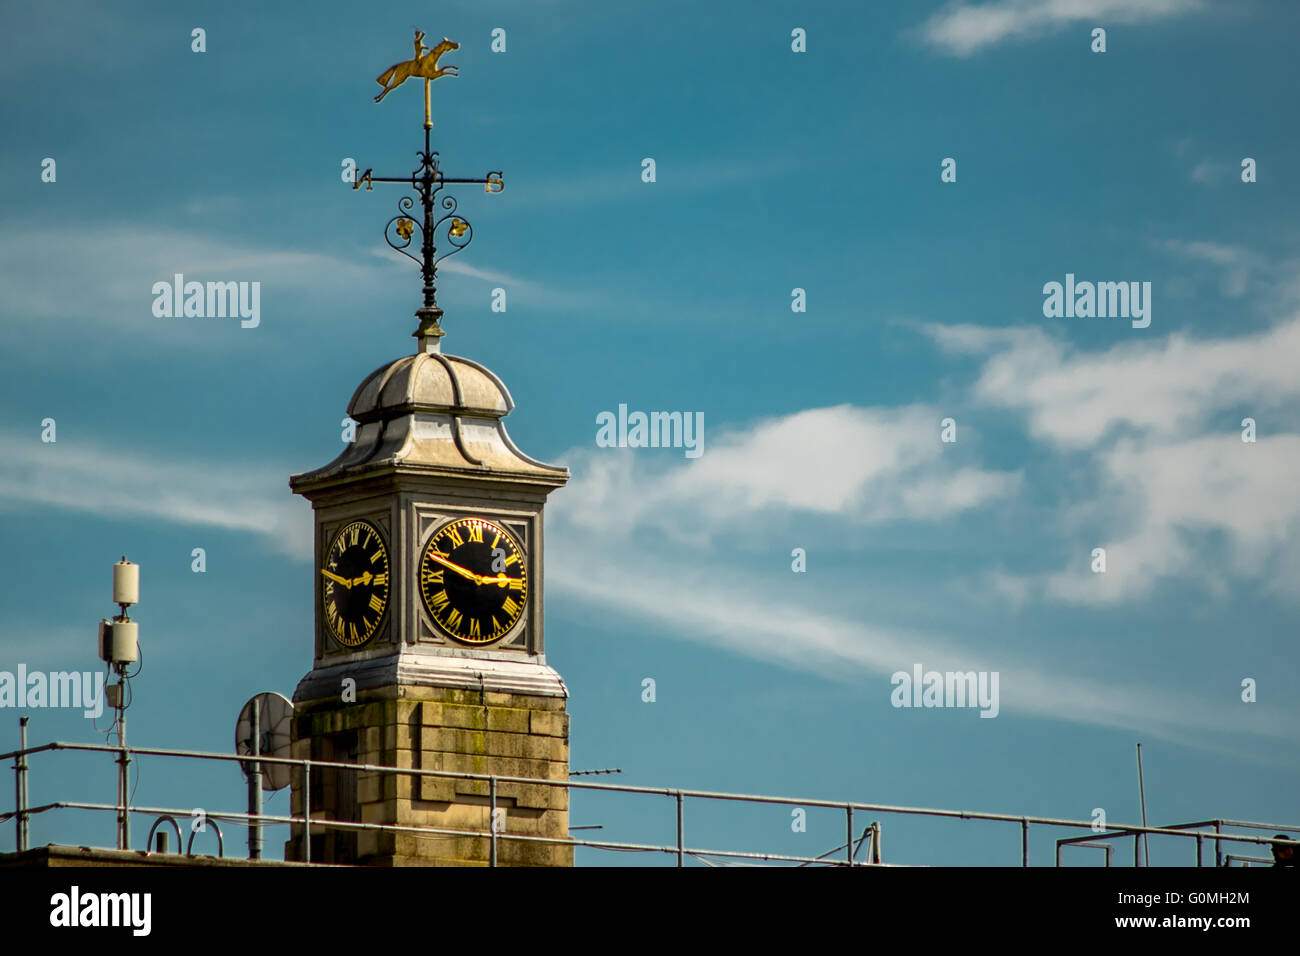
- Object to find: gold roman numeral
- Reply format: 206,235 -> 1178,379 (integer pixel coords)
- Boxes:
467,523 -> 484,543
445,527 -> 464,549
350,525 -> 360,546
369,593 -> 384,612
429,590 -> 449,611
421,567 -> 443,586
445,608 -> 463,631
469,618 -> 482,638
502,596 -> 519,618
374,572 -> 388,587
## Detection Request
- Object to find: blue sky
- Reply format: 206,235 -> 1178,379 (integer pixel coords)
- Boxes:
1,0 -> 1297,865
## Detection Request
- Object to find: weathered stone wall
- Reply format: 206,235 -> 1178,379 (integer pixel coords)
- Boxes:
286,685 -> 571,866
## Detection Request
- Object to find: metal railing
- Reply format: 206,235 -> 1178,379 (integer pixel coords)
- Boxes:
4,732 -> 1297,867
1057,818 -> 1299,867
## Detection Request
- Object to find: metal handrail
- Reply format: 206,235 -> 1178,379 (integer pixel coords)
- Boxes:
7,737 -> 1298,866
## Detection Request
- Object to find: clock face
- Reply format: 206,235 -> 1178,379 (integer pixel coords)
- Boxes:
321,519 -> 390,648
419,516 -> 528,645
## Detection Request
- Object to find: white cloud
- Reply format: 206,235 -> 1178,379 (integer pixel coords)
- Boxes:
1044,433 -> 1300,603
917,0 -> 1204,56
0,432 -> 311,561
560,403 -> 1020,543
926,316 -> 1300,449
924,315 -> 1300,603
544,399 -> 1297,749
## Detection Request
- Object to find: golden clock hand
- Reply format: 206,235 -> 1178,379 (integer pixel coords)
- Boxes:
425,552 -> 483,584
477,574 -> 518,588
350,571 -> 374,588
320,568 -> 352,588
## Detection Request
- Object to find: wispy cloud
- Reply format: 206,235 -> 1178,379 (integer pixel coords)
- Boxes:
0,432 -> 311,561
1157,238 -> 1254,297
370,246 -> 609,311
506,154 -> 794,209
548,438 -> 1295,749
0,224 -> 371,340
1189,159 -> 1223,184
917,0 -> 1205,56
0,222 -> 597,345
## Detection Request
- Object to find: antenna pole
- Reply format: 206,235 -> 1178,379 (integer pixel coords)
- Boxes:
1136,743 -> 1150,866
247,704 -> 263,860
116,665 -> 129,851
16,716 -> 29,852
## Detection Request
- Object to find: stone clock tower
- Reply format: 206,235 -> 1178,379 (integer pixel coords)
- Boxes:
285,34 -> 571,866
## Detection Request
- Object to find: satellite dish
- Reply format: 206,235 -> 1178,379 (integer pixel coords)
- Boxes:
235,692 -> 294,791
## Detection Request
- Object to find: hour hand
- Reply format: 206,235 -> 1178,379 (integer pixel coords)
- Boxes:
350,571 -> 374,588
320,569 -> 352,588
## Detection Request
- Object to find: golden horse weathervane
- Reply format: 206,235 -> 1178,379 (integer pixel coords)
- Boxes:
374,30 -> 459,127
354,29 -> 503,343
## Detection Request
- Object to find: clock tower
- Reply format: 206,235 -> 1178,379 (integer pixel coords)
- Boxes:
284,32 -> 572,866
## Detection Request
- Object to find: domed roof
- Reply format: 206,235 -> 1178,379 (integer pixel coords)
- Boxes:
348,351 -> 512,422
291,347 -> 567,491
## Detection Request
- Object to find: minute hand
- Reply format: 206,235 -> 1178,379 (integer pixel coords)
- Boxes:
425,552 -> 483,584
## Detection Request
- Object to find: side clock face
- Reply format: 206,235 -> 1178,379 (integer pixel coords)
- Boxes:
419,516 -> 528,645
320,520 -> 390,648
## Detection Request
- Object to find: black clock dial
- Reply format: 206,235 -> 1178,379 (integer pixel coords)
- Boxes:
419,517 -> 527,645
321,519 -> 390,648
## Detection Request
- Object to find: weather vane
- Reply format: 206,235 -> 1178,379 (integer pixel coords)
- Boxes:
354,30 -> 504,346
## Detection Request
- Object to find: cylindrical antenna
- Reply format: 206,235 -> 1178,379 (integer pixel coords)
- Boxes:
113,557 -> 139,609
109,620 -> 139,664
